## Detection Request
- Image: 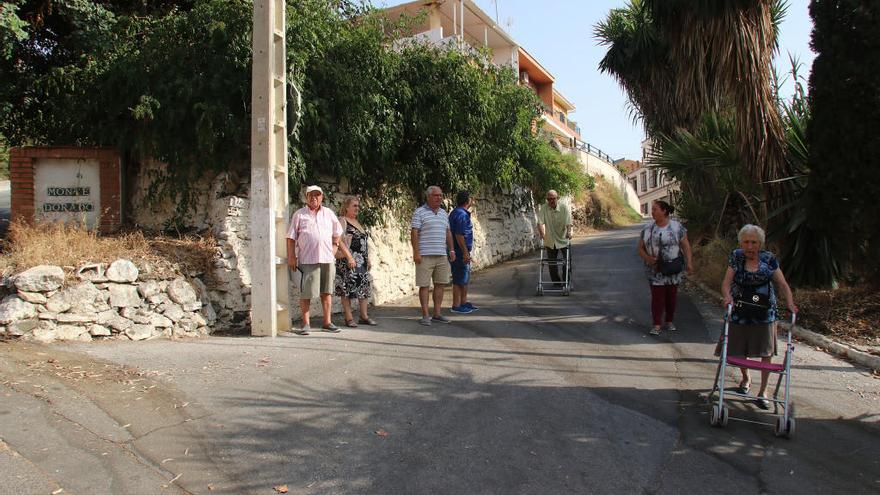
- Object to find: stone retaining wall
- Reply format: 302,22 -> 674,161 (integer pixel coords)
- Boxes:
0,261 -> 216,343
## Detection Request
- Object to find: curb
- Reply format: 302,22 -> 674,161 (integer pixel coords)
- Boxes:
688,279 -> 880,373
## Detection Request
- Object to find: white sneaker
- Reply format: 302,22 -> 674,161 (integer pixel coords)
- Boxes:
649,326 -> 662,336
419,317 -> 432,326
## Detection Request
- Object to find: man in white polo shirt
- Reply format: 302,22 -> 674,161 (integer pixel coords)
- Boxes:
411,185 -> 456,326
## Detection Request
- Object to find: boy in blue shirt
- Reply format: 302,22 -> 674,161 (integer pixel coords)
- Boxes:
449,191 -> 478,314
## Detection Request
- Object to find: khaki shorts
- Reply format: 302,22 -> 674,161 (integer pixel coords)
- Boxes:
298,263 -> 335,299
415,255 -> 451,287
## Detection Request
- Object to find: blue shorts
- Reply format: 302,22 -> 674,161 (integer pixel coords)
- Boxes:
450,258 -> 471,286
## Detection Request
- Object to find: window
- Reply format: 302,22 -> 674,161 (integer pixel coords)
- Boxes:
630,178 -> 638,191
641,203 -> 649,215
640,172 -> 647,192
650,169 -> 658,188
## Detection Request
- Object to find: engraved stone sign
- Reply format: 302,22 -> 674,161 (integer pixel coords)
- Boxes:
34,158 -> 101,227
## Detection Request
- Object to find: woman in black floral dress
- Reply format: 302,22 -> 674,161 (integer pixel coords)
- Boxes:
335,196 -> 377,327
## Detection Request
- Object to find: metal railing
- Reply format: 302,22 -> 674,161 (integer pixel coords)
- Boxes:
571,139 -> 613,163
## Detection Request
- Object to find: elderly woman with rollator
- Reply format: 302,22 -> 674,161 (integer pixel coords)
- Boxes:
637,200 -> 693,335
719,224 -> 797,409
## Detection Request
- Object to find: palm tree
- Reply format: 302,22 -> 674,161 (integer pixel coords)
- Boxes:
596,0 -> 788,185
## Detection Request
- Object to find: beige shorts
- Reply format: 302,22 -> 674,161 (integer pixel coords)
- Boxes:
298,263 -> 335,299
415,255 -> 451,287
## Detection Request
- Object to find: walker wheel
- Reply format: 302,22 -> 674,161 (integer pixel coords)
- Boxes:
775,416 -> 795,438
710,405 -> 720,426
536,285 -> 543,296
720,406 -> 729,427
775,416 -> 796,439
562,287 -> 570,296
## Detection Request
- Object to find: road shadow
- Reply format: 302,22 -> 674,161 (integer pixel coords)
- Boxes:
192,370 -> 880,494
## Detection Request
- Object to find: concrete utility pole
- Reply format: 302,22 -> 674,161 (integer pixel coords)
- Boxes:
250,0 -> 290,337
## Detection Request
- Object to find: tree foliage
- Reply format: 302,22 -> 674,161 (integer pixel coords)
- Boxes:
806,0 -> 880,282
0,0 -> 585,209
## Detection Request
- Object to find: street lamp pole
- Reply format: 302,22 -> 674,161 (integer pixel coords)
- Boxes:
250,0 -> 290,336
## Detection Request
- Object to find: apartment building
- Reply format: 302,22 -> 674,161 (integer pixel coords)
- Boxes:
626,138 -> 679,216
382,0 -> 581,144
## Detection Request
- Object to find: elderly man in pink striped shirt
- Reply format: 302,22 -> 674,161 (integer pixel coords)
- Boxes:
287,185 -> 344,335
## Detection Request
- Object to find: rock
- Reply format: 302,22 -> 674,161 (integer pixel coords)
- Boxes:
7,318 -> 39,336
150,314 -> 173,328
89,324 -> 112,336
76,263 -> 107,282
55,325 -> 89,341
138,280 -> 161,299
17,291 -> 47,304
106,259 -> 139,283
191,277 -> 210,303
109,284 -> 141,308
47,281 -> 100,314
162,303 -> 185,322
182,301 -> 203,311
148,293 -> 170,305
176,319 -> 199,333
0,296 -> 38,325
0,326 -> 5,336
56,313 -> 95,324
97,310 -> 134,332
94,300 -> 111,312
30,326 -> 57,343
189,312 -> 207,327
166,278 -> 197,305
125,324 -> 153,341
202,302 -> 217,325
46,293 -> 72,313
38,312 -> 58,320
197,326 -> 210,336
13,265 -> 65,292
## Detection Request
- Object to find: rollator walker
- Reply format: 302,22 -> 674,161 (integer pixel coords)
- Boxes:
708,304 -> 797,438
536,241 -> 572,296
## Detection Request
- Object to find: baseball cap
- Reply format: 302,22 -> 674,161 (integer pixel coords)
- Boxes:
305,185 -> 323,195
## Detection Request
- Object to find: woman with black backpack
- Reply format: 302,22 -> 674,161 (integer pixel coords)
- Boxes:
719,224 -> 797,409
637,200 -> 693,336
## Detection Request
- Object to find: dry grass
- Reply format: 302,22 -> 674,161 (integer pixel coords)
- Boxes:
690,236 -> 737,291
0,219 -> 217,282
574,178 -> 642,231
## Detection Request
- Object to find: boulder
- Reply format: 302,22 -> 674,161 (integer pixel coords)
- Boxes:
125,324 -> 153,341
55,325 -> 89,341
56,313 -> 95,324
166,278 -> 197,305
0,296 -> 38,325
182,301 -> 203,312
189,312 -> 208,327
17,291 -> 47,304
109,284 -> 141,308
97,310 -> 134,332
137,280 -> 161,299
45,293 -> 72,313
30,326 -> 57,343
7,318 -> 39,336
162,303 -> 185,322
88,324 -> 112,337
106,259 -> 139,283
13,266 -> 65,292
150,313 -> 173,328
47,281 -> 100,314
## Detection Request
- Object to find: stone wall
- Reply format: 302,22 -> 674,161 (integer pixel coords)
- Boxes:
128,161 -> 543,328
0,261 -> 216,343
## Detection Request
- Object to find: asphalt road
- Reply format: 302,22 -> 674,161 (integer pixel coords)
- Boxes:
1,223 -> 878,494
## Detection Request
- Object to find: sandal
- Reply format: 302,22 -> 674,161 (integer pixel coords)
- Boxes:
358,317 -> 378,326
345,319 -> 358,328
736,381 -> 751,395
754,397 -> 771,410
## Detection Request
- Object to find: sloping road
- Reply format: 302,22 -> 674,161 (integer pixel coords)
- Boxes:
1,224 -> 878,494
